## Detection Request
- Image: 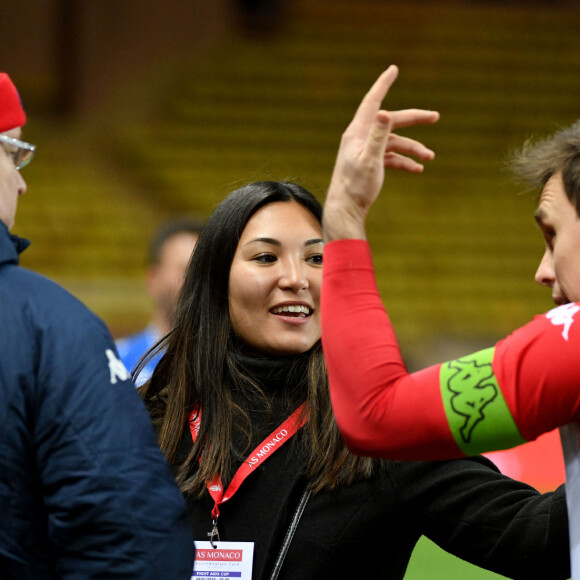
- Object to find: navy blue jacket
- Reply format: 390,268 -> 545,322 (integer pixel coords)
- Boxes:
0,224 -> 194,579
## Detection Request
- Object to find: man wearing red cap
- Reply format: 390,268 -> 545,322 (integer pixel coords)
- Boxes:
0,73 -> 194,578
0,72 -> 31,229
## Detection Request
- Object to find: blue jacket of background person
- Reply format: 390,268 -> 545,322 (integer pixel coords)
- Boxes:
0,222 -> 194,579
116,325 -> 163,387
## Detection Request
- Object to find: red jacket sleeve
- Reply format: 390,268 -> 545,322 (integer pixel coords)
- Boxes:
494,305 -> 580,441
321,239 -> 463,459
321,239 -> 580,460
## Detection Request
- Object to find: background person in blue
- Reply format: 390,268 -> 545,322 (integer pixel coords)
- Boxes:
116,216 -> 202,385
0,72 -> 194,579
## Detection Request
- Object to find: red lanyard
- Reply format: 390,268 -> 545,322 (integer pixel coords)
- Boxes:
189,402 -> 307,524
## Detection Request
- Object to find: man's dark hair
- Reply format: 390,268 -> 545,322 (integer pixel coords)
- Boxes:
147,216 -> 205,265
511,119 -> 580,216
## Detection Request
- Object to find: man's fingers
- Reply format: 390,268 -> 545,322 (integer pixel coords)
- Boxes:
346,65 -> 399,136
362,110 -> 393,163
389,108 -> 440,130
384,152 -> 426,173
387,133 -> 435,161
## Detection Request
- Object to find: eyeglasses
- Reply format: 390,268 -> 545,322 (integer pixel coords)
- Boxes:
0,134 -> 36,171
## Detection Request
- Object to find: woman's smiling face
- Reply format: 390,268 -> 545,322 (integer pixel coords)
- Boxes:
228,201 -> 323,356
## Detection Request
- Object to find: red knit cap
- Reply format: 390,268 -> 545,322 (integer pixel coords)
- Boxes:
0,73 -> 26,133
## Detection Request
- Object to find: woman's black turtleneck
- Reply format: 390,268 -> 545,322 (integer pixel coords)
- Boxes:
227,352 -> 310,472
179,353 -> 313,577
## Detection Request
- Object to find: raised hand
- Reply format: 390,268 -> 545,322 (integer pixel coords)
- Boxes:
323,65 -> 439,241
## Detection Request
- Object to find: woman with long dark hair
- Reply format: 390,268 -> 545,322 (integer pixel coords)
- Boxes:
142,181 -> 371,494
140,178 -> 569,579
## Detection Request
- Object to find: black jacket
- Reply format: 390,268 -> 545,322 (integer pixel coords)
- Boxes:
184,433 -> 568,579
181,356 -> 569,580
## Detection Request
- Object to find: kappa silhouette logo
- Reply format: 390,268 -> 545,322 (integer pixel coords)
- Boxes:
445,357 -> 497,443
546,303 -> 580,341
106,349 -> 131,384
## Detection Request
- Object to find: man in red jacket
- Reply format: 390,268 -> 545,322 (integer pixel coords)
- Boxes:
321,65 -> 580,577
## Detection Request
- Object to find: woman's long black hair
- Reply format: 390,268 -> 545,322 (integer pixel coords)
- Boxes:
140,181 -> 375,495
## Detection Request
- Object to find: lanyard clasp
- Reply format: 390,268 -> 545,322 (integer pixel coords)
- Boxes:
207,518 -> 220,548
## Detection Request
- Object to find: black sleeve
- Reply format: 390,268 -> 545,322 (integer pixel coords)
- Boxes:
389,456 -> 569,580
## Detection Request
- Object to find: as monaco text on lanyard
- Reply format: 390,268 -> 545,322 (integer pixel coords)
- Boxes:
189,403 -> 307,580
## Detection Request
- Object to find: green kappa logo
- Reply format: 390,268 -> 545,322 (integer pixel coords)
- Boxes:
445,357 -> 497,443
439,347 -> 525,455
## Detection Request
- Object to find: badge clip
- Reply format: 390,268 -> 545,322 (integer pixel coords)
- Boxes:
207,518 -> 220,548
